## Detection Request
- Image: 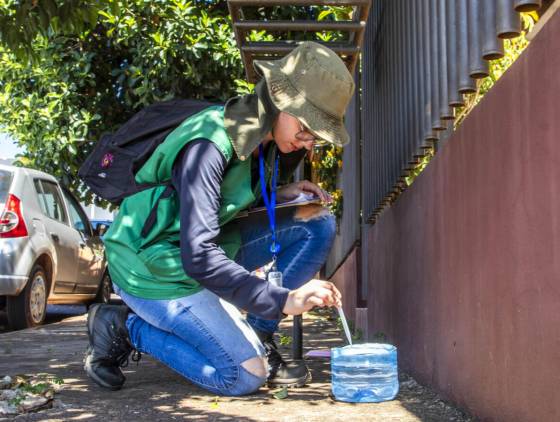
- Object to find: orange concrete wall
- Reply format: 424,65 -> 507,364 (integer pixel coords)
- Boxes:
364,12 -> 560,422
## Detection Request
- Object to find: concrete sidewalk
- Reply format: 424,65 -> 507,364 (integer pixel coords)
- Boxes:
0,311 -> 475,421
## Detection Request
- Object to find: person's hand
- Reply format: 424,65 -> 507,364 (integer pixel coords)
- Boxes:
282,279 -> 342,315
276,180 -> 332,203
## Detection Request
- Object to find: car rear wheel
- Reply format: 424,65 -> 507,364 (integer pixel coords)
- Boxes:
94,272 -> 112,304
7,265 -> 48,330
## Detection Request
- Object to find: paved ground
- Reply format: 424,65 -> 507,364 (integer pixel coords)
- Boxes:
0,309 -> 476,421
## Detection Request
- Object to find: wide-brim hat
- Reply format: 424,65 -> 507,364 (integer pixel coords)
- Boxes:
253,41 -> 355,147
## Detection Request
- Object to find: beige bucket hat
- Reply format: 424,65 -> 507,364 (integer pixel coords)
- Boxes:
253,41 -> 356,147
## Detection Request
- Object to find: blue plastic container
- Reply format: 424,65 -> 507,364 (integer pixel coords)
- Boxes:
331,343 -> 399,403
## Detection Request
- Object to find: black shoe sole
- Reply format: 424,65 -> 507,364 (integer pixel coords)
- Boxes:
84,362 -> 124,391
267,371 -> 312,388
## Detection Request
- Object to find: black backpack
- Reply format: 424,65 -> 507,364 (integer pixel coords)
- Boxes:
78,98 -> 216,205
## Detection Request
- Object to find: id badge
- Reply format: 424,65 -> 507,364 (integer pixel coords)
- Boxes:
267,270 -> 283,288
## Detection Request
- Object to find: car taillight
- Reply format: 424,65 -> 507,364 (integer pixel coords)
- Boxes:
0,194 -> 28,238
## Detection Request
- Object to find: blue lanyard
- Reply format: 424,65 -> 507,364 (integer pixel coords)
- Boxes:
259,143 -> 280,258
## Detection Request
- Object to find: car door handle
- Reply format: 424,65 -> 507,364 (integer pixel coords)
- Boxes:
50,233 -> 60,242
79,242 -> 86,248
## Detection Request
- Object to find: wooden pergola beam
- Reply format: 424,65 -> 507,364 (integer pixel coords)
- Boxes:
234,20 -> 366,32
229,0 -> 370,6
242,41 -> 361,54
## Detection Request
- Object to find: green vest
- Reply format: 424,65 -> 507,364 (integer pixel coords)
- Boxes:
103,105 -> 272,299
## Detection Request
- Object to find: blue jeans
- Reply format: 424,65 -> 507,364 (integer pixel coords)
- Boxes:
235,207 -> 336,334
114,207 -> 336,396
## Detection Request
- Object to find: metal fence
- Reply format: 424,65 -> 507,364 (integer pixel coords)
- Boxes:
360,0 -> 540,223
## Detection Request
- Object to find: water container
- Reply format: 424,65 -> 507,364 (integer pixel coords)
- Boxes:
331,343 -> 399,403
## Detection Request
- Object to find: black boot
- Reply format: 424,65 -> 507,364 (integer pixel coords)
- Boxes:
254,329 -> 311,388
84,304 -> 140,390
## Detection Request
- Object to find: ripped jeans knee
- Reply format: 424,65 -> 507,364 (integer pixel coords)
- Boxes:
242,356 -> 268,379
222,357 -> 268,396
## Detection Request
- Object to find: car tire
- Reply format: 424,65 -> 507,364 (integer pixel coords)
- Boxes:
6,264 -> 48,330
94,272 -> 112,304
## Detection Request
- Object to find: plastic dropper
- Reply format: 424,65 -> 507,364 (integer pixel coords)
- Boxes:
337,306 -> 353,346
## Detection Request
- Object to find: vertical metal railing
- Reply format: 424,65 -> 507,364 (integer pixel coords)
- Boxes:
360,0 -> 540,223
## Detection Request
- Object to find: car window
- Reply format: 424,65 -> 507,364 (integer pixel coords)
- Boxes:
0,169 -> 13,205
35,180 -> 68,223
33,180 -> 48,215
62,189 -> 92,237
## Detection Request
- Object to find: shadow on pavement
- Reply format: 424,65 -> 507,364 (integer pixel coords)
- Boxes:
0,306 -> 476,421
0,295 -> 122,334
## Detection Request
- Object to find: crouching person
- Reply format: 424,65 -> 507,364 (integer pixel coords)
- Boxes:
84,41 -> 354,396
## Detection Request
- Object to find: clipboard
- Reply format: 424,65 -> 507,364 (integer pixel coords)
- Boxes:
235,192 -> 322,219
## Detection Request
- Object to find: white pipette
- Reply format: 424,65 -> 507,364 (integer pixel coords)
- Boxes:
337,306 -> 353,346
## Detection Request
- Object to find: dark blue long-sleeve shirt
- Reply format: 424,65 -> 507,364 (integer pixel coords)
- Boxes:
171,139 -> 290,320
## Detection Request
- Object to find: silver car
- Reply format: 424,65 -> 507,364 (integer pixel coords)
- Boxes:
0,164 -> 111,330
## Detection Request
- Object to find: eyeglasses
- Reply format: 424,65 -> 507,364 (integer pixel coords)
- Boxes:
295,119 -> 329,148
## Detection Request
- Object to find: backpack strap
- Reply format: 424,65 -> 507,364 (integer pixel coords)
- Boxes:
141,182 -> 176,238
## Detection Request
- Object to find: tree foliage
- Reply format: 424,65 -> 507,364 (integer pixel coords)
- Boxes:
0,0 -> 246,204
0,0 -> 354,211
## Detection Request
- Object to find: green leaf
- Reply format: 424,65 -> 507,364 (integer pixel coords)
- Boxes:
110,1 -> 121,17
50,16 -> 60,32
272,386 -> 288,400
151,32 -> 163,45
86,6 -> 99,26
279,333 -> 292,346
98,10 -> 116,24
317,10 -> 333,21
